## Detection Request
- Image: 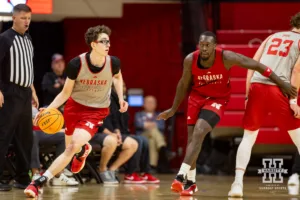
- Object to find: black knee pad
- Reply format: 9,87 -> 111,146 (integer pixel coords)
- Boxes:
198,109 -> 220,128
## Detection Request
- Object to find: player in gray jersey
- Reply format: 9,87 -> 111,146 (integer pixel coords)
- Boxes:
24,25 -> 128,198
229,12 -> 300,197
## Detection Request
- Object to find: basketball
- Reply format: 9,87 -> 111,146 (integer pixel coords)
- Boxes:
37,108 -> 64,134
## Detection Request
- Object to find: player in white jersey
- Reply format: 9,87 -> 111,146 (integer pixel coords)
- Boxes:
24,25 -> 128,198
228,12 -> 300,197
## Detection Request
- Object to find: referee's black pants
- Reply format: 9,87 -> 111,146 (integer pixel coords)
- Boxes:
0,83 -> 33,184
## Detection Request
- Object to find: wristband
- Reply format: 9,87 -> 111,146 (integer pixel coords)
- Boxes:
262,67 -> 272,77
245,97 -> 248,100
289,99 -> 297,105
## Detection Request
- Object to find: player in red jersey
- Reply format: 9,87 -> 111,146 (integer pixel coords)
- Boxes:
229,12 -> 300,197
157,31 -> 297,196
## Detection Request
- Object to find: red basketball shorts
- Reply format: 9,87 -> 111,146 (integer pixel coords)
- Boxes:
187,93 -> 229,125
63,98 -> 109,137
243,83 -> 300,131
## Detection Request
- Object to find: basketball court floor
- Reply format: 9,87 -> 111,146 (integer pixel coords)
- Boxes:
0,175 -> 299,200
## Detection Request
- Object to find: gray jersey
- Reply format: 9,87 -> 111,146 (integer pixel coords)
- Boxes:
251,31 -> 300,85
71,53 -> 113,108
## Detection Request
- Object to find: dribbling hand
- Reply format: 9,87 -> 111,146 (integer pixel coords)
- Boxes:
119,100 -> 128,113
157,108 -> 176,120
33,108 -> 46,126
0,91 -> 4,108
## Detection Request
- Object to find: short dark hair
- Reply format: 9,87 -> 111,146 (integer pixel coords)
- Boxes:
290,12 -> 300,29
85,25 -> 111,49
13,4 -> 32,13
199,31 -> 217,43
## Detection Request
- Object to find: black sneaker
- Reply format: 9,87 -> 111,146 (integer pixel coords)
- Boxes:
175,174 -> 184,182
184,180 -> 195,190
12,181 -> 30,189
0,182 -> 12,191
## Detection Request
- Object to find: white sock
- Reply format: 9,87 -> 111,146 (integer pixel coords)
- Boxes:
178,163 -> 191,177
234,169 -> 245,183
43,170 -> 54,180
235,129 -> 259,182
187,169 -> 196,182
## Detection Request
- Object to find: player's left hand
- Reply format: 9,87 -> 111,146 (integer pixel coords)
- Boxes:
119,100 -> 128,113
279,82 -> 298,99
157,108 -> 176,120
290,104 -> 300,118
32,92 -> 39,108
33,107 -> 46,126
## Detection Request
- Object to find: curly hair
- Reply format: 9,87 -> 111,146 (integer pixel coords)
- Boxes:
85,25 -> 111,50
290,12 -> 300,29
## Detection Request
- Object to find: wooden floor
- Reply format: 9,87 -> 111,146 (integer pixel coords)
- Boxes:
0,175 -> 299,200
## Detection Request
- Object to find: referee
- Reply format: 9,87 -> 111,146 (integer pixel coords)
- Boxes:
0,4 -> 39,191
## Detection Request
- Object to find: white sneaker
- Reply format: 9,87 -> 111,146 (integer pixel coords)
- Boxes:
228,182 -> 243,197
52,173 -> 79,186
288,173 -> 299,185
63,168 -> 73,177
288,185 -> 299,195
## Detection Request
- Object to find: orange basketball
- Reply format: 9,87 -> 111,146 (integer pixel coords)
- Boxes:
37,108 -> 64,134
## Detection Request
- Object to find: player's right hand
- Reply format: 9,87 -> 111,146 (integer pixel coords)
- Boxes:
0,91 -> 4,108
157,108 -> 176,120
33,107 -> 46,126
279,82 -> 298,98
290,104 -> 300,119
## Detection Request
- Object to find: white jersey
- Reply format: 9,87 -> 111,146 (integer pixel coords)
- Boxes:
71,53 -> 113,108
251,31 -> 300,85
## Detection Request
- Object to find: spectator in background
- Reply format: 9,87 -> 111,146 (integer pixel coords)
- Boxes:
134,96 -> 173,172
90,117 -> 138,185
42,53 -> 66,108
31,107 -> 78,186
104,85 -> 159,183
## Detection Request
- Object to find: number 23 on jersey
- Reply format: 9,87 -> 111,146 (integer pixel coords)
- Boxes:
267,38 -> 294,57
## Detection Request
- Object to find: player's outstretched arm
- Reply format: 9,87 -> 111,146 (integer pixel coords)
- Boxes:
223,50 -> 297,98
157,53 -> 193,120
113,70 -> 128,113
48,78 -> 75,109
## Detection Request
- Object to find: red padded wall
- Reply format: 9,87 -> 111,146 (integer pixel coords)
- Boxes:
220,3 -> 300,30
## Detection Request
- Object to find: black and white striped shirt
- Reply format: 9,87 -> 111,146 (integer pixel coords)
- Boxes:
0,28 -> 34,89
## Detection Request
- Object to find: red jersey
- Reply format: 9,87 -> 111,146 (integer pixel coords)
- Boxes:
191,48 -> 231,99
